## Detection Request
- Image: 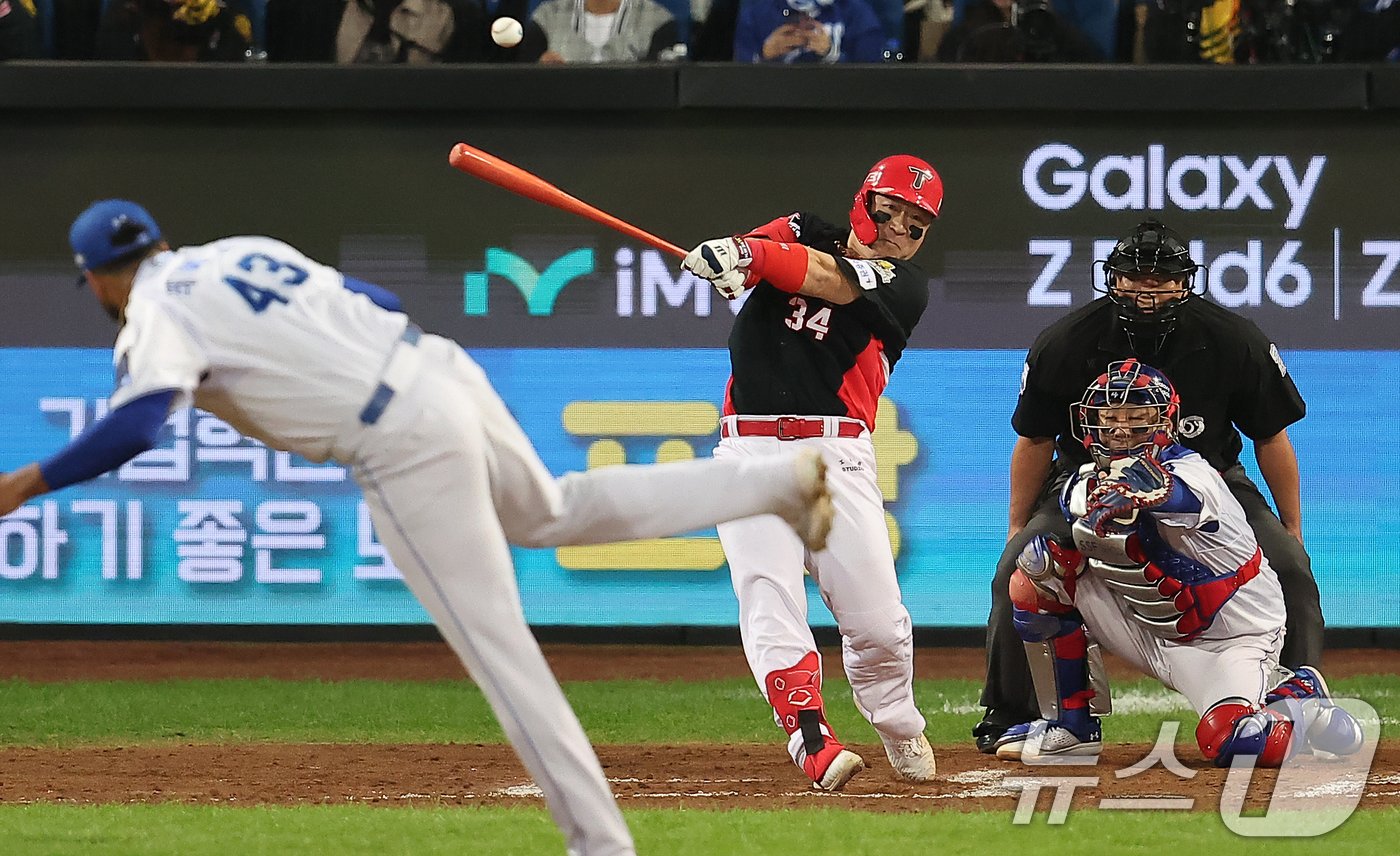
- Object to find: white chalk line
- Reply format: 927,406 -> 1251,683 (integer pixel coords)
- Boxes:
463,767 -> 1400,804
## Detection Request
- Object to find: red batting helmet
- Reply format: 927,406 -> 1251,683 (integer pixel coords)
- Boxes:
849,155 -> 943,247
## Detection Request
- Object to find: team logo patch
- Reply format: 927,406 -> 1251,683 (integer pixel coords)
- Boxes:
847,260 -> 880,291
848,260 -> 896,291
1179,415 -> 1206,438
1019,361 -> 1030,396
1269,343 -> 1288,377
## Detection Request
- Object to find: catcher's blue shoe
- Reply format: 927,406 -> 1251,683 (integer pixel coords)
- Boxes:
1268,666 -> 1365,756
995,717 -> 1102,761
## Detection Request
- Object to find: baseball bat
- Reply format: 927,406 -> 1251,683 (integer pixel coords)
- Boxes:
449,143 -> 687,260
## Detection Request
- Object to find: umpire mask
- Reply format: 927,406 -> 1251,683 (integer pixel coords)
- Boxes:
1096,220 -> 1200,352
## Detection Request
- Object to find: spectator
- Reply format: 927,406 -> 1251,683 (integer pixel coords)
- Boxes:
693,0 -> 740,58
1048,0 -> 1114,58
266,0 -> 485,63
53,0 -> 103,59
936,0 -> 1101,60
1139,0 -> 1235,63
95,0 -> 253,61
0,0 -> 43,60
523,0 -> 681,63
1338,0 -> 1400,61
734,0 -> 885,62
948,0 -> 1114,58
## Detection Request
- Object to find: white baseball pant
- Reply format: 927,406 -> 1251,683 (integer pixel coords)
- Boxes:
337,335 -> 823,856
1074,569 -> 1288,714
714,428 -> 925,742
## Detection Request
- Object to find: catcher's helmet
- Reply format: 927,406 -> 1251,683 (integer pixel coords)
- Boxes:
1097,219 -> 1199,339
1074,360 -> 1180,467
849,155 -> 942,247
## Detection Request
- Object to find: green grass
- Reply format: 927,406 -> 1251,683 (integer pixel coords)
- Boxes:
1,676 -> 1395,854
1,805 -> 1397,856
0,675 -> 1393,747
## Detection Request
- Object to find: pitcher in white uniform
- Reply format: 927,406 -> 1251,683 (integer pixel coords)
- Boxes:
996,360 -> 1363,767
0,200 -> 838,856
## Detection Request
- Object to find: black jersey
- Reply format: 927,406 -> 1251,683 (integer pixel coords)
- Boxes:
725,213 -> 930,430
1013,296 -> 1306,471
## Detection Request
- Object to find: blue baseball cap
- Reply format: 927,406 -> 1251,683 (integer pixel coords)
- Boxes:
69,199 -> 163,276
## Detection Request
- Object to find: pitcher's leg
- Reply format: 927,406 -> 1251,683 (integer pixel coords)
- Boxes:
353,408 -> 633,856
448,349 -> 825,549
521,453 -> 825,547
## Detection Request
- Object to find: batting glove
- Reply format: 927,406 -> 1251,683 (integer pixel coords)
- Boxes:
709,269 -> 751,300
683,236 -> 753,277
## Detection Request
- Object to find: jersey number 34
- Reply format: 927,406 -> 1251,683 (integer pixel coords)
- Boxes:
223,253 -> 309,313
784,296 -> 832,342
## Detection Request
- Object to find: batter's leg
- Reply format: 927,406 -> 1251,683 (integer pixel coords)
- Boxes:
1222,466 -> 1324,667
718,512 -> 816,692
976,491 -> 1072,750
803,438 -> 923,740
353,384 -> 633,856
436,343 -> 828,548
808,437 -> 933,782
715,439 -> 863,791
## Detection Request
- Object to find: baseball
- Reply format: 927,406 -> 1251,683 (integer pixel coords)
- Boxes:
491,17 -> 523,48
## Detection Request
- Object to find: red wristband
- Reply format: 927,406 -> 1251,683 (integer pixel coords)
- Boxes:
742,214 -> 800,244
744,238 -> 809,294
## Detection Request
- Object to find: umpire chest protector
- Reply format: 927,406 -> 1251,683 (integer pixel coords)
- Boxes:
1013,297 -> 1306,473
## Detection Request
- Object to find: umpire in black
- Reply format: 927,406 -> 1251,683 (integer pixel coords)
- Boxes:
973,219 -> 1325,752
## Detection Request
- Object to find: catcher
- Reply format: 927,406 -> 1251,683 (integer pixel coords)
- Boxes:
998,360 -> 1363,766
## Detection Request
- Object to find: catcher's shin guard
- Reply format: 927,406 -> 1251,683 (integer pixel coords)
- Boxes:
1197,698 -> 1296,767
1011,569 -> 1097,724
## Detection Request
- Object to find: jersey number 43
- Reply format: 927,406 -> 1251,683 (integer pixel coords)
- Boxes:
223,253 -> 309,313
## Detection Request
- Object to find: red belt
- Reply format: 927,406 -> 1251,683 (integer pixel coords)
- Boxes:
720,416 -> 867,440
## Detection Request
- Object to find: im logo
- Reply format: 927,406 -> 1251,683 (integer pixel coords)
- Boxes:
464,247 -> 595,316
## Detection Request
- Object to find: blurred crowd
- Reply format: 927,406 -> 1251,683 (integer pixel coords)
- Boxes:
2,0 -> 1397,63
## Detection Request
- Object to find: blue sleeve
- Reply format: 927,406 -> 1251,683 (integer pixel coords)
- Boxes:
343,276 -> 403,313
733,1 -> 764,62
1157,474 -> 1204,515
841,1 -> 887,62
39,390 -> 176,491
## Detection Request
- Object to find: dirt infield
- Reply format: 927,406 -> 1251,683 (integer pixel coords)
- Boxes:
1,642 -> 1396,813
1,742 -> 1396,813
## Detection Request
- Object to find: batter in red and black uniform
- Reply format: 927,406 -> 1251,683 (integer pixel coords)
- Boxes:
681,156 -> 943,791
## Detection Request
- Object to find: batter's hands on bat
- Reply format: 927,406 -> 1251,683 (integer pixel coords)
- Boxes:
710,269 -> 750,300
683,237 -> 751,278
682,237 -> 757,299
